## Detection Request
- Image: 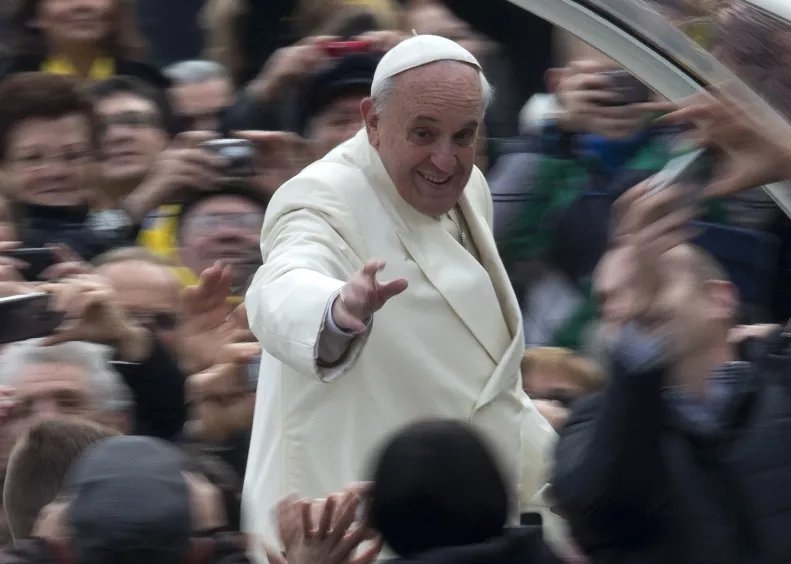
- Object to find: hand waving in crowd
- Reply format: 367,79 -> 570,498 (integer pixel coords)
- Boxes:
39,274 -> 152,362
267,491 -> 383,564
659,86 -> 791,196
178,262 -> 252,375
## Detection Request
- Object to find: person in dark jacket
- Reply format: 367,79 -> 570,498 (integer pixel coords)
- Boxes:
367,419 -> 556,564
551,180 -> 791,563
2,0 -> 168,90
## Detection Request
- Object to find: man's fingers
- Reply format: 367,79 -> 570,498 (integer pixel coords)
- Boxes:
172,130 -> 218,149
360,260 -> 385,279
377,278 -> 409,301
350,536 -> 385,564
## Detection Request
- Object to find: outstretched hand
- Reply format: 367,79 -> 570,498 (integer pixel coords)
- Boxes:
332,261 -> 408,332
658,86 -> 791,196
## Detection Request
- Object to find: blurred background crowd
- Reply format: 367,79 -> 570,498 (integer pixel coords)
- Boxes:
0,0 -> 790,563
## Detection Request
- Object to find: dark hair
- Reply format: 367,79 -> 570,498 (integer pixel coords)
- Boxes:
0,72 -> 102,161
87,75 -> 176,137
367,419 -> 510,557
7,0 -> 148,61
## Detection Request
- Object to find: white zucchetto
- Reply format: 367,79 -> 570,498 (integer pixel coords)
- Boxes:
371,34 -> 481,92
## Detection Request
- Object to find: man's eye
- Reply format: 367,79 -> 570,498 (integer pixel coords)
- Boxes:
412,129 -> 433,143
454,130 -> 475,145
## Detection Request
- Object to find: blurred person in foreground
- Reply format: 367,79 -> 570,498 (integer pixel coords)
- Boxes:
3,418 -> 118,542
244,34 -> 562,559
366,419 -> 551,563
6,436 -> 248,564
490,41 -> 730,351
550,89 -> 791,563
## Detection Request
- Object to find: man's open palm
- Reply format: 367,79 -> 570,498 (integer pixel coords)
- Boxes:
332,260 -> 408,332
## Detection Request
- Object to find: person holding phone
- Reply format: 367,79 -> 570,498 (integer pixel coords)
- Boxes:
489,44 -> 730,352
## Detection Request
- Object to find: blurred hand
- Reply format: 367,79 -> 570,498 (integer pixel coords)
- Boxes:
235,131 -> 311,197
40,274 -> 151,362
355,30 -> 408,53
40,244 -> 94,281
186,341 -> 260,444
332,260 -> 408,332
178,263 -> 250,375
32,500 -> 70,541
659,87 -> 791,196
556,61 -> 662,138
285,493 -> 383,564
258,37 -> 336,92
0,241 -> 26,283
728,324 -> 781,344
125,132 -> 225,222
532,399 -> 570,430
0,386 -> 16,427
184,471 -> 228,532
609,180 -> 699,332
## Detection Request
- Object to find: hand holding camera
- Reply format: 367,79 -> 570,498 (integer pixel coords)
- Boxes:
124,131 -> 226,222
555,61 -> 656,138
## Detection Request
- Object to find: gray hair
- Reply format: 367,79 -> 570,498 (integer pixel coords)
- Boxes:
163,60 -> 230,86
0,339 -> 132,412
371,64 -> 495,114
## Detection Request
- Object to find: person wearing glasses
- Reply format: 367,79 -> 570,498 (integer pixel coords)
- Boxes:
0,73 -> 141,261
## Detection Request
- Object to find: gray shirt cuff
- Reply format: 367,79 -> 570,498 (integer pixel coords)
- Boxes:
325,291 -> 372,336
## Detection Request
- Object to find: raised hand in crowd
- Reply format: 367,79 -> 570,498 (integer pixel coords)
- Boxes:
247,36 -> 339,102
39,274 -> 152,362
659,86 -> 791,196
123,131 -> 227,223
186,341 -> 260,445
39,244 -> 94,281
332,261 -> 409,332
554,61 -> 666,137
608,180 -> 699,335
178,262 -> 252,375
267,491 -> 383,564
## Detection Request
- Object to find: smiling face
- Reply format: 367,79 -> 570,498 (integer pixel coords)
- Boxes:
36,0 -> 115,47
362,61 -> 484,217
3,114 -> 96,207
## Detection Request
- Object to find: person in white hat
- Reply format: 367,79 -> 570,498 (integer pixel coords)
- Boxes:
243,34 -> 561,559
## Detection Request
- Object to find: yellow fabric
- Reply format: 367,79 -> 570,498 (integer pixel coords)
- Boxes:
41,56 -> 115,79
138,204 -> 243,304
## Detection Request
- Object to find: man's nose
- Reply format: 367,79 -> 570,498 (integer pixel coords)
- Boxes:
429,141 -> 456,173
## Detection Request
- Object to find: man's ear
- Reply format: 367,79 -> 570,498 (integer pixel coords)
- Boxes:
705,280 -> 739,321
360,98 -> 380,148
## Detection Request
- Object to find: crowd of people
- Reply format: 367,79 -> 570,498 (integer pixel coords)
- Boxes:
0,0 -> 790,563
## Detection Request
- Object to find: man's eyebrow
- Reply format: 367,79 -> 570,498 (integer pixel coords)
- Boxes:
413,115 -> 439,123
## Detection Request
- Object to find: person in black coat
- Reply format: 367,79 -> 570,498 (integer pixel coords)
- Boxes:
552,195 -> 791,563
1,0 -> 168,90
367,419 -> 557,564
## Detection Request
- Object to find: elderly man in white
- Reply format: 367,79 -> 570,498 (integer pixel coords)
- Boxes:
244,35 -> 564,557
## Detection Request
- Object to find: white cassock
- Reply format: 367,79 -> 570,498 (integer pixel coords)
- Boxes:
243,129 -> 565,558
